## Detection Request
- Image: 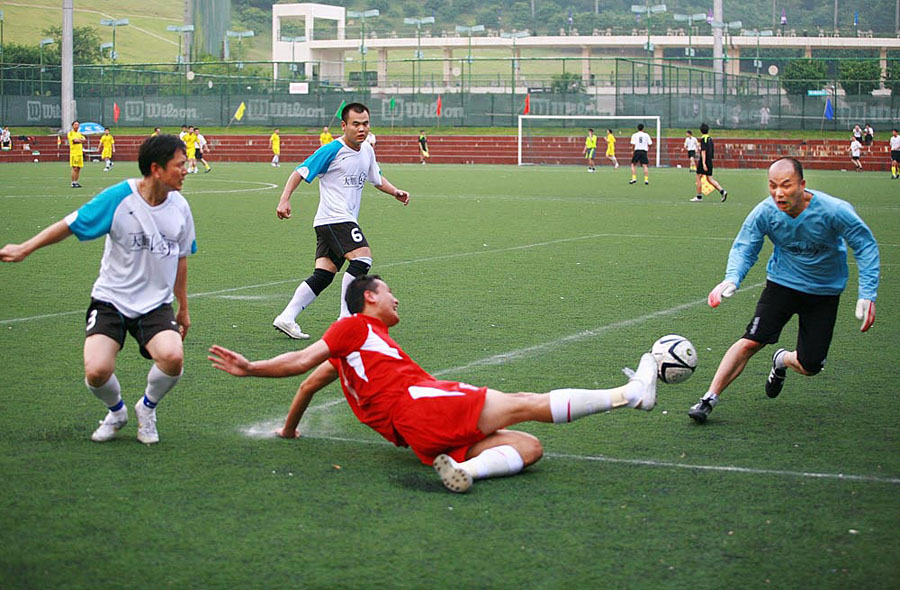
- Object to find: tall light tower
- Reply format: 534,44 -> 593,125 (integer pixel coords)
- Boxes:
673,12 -> 706,66
403,16 -> 434,94
455,24 -> 484,94
347,9 -> 380,89
167,24 -> 195,65
39,38 -> 54,96
99,18 -> 129,63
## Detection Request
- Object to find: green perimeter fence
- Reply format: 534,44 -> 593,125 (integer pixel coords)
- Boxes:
1,57 -> 897,130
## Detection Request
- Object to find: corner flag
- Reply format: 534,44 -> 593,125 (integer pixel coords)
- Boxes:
523,93 -> 530,115
234,102 -> 246,121
333,100 -> 347,119
436,95 -> 442,117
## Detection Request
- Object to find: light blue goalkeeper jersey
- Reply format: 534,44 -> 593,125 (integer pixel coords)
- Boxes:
724,189 -> 879,300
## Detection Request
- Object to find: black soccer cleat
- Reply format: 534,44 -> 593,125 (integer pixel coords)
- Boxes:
765,348 -> 788,398
688,397 -> 716,423
628,179 -> 637,185
720,189 -> 728,203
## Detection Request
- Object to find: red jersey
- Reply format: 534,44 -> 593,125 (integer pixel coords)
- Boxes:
322,314 -> 432,445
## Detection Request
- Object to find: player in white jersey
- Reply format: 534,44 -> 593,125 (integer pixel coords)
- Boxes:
890,129 -> 900,179
683,130 -> 699,172
849,135 -> 863,172
629,123 -> 652,185
0,135 -> 196,445
272,103 -> 410,340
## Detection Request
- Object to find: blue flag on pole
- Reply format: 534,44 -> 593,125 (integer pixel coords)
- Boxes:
824,98 -> 834,120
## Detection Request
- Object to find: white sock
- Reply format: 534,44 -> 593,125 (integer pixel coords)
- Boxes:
548,387 -> 627,423
279,281 -> 318,321
774,350 -> 787,370
702,391 -> 719,405
86,374 -> 123,410
338,256 -> 372,318
105,159 -> 111,168
142,364 -> 182,408
272,155 -> 279,164
457,445 -> 524,480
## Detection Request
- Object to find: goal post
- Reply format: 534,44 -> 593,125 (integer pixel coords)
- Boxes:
517,115 -> 662,167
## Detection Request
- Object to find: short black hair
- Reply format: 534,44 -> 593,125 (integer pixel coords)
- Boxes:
771,157 -> 804,180
700,123 -> 710,134
345,274 -> 383,314
637,123 -> 644,131
138,134 -> 186,176
686,130 -> 693,135
341,102 -> 369,122
606,129 -> 613,134
588,128 -> 594,133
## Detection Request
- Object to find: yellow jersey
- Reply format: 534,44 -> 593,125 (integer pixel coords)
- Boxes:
320,132 -> 333,145
270,133 -> 280,151
100,134 -> 115,154
606,133 -> 616,148
585,135 -> 598,150
183,133 -> 197,149
68,130 -> 85,157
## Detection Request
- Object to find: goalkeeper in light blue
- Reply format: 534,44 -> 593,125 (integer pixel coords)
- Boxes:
688,157 -> 880,424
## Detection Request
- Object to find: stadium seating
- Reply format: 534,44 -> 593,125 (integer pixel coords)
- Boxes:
0,134 -> 890,171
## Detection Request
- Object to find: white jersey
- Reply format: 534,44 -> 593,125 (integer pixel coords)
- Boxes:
631,131 -> 652,151
850,140 -> 862,157
196,133 -> 207,150
64,179 -> 197,318
890,135 -> 900,151
295,138 -> 383,227
684,136 -> 699,151
178,131 -> 187,140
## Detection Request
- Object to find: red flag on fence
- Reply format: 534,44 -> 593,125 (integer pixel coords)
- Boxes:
436,95 -> 442,117
523,93 -> 530,115
113,102 -> 121,124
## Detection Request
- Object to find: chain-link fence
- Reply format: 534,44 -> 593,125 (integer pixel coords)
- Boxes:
1,57 -> 895,130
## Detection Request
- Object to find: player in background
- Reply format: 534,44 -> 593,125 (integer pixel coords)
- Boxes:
604,129 -> 619,168
271,103 -> 410,340
418,130 -> 430,164
864,123 -> 874,147
683,130 -> 698,172
688,157 -> 879,423
100,127 -> 115,172
629,124 -> 652,185
583,128 -> 597,172
151,127 -> 161,137
1,126 -> 12,150
849,134 -> 863,172
195,127 -> 212,173
689,123 -> 728,202
178,125 -> 188,141
68,120 -> 86,188
319,126 -> 333,146
210,275 -> 660,493
269,128 -> 281,167
852,124 -> 862,145
365,130 -> 377,150
890,129 -> 900,179
183,126 -> 198,173
0,135 -> 197,444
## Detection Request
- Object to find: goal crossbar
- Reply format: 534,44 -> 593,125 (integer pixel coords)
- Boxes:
517,115 -> 662,167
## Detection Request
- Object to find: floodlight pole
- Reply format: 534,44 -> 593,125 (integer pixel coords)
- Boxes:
455,25 -> 484,96
61,0 -> 74,130
39,38 -> 54,96
348,10 -> 379,90
0,10 -> 4,104
404,16 -> 434,95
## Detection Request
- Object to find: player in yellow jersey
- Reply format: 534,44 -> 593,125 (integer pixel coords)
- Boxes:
319,126 -> 333,146
100,128 -> 115,172
605,129 -> 619,169
67,120 -> 86,188
269,128 -> 281,167
583,129 -> 597,172
183,126 -> 198,173
151,127 -> 160,137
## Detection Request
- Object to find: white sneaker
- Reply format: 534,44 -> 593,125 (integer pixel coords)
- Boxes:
433,454 -> 473,493
91,409 -> 128,442
134,400 -> 159,445
625,353 -> 658,411
271,162 -> 277,167
273,317 -> 310,340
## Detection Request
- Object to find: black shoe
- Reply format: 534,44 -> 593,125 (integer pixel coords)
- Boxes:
629,179 -> 637,184
720,190 -> 728,203
71,182 -> 82,188
644,180 -> 649,185
765,348 -> 787,398
688,397 -> 716,423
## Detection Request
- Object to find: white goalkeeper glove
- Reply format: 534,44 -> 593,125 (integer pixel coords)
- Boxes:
707,281 -> 737,308
855,299 -> 875,332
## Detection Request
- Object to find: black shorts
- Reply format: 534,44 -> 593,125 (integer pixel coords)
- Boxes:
85,299 -> 179,360
864,135 -> 873,146
196,150 -> 205,161
314,222 -> 369,268
851,156 -> 860,161
631,150 -> 649,165
687,150 -> 696,159
585,147 -> 596,159
697,161 -> 713,176
742,280 -> 840,374
891,150 -> 900,163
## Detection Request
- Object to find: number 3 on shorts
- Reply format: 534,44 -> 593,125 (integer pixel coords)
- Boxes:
86,308 -> 98,332
351,227 -> 364,243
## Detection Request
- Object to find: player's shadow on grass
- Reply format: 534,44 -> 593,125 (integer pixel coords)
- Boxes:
393,466 -> 540,493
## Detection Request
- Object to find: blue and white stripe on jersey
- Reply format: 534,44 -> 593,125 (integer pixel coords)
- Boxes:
67,180 -> 133,241
296,140 -> 344,183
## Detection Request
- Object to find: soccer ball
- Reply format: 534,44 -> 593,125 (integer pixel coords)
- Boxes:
651,334 -> 697,384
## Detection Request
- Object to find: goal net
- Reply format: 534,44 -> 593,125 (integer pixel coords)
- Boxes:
518,115 -> 663,167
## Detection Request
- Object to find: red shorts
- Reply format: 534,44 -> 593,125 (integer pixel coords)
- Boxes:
391,380 -> 488,465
